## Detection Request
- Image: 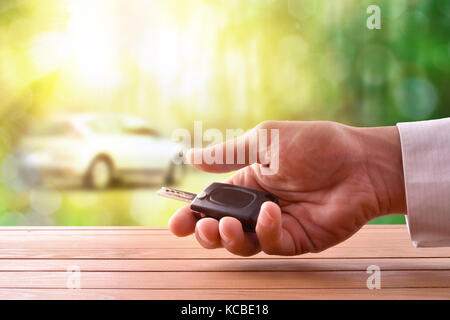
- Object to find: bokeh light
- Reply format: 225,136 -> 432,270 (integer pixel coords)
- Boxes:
395,77 -> 437,119
288,0 -> 320,21
356,44 -> 399,86
0,211 -> 27,225
29,188 -> 62,215
1,154 -> 28,192
29,32 -> 67,73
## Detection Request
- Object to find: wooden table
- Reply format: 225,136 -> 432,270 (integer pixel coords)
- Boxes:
0,225 -> 449,299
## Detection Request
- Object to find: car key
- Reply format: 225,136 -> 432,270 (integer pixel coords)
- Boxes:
157,182 -> 278,232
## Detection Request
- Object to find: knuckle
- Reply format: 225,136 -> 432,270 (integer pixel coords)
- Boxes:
257,120 -> 277,130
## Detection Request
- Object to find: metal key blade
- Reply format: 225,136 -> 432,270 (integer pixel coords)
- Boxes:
156,187 -> 196,203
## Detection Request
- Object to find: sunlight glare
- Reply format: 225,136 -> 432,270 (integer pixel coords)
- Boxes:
65,0 -> 122,89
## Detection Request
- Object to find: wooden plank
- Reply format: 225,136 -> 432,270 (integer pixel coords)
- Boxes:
0,227 -> 170,231
0,246 -> 449,259
0,229 -> 411,240
9,228 -> 405,236
0,224 -> 406,231
0,230 -> 413,238
0,271 -> 449,289
0,234 -> 203,249
0,226 -> 409,237
0,227 -> 410,244
0,288 -> 446,300
0,226 -> 427,251
0,225 -> 447,300
0,234 -> 422,249
0,225 -> 447,259
1,258 -> 450,272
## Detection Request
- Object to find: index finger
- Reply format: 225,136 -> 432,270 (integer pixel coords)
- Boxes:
187,123 -> 277,174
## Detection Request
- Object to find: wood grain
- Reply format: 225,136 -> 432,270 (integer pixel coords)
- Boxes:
0,270 -> 450,289
1,258 -> 450,271
1,246 -> 449,259
0,225 -> 448,299
0,288 -> 448,300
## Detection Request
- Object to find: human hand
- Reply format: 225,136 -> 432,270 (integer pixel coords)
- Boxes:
169,121 -> 406,256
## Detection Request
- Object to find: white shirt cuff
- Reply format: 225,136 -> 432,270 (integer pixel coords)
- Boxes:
397,118 -> 450,247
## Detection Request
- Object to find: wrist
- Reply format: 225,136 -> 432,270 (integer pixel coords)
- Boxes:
355,125 -> 407,217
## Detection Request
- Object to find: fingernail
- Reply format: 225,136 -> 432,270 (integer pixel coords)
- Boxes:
258,206 -> 274,228
221,228 -> 233,244
197,228 -> 213,245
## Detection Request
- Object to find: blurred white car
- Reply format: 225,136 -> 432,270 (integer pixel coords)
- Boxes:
16,113 -> 186,189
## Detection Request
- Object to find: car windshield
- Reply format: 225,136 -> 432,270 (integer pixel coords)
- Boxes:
86,116 -> 160,137
121,122 -> 160,137
27,120 -> 79,137
120,117 -> 160,137
87,117 -> 123,134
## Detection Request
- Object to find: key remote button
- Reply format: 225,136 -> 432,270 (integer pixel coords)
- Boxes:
209,187 -> 256,208
197,191 -> 207,199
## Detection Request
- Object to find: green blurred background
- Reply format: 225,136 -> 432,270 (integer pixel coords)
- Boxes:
0,0 -> 449,226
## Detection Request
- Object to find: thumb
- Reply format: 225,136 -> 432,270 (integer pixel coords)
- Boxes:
256,201 -> 296,255
187,126 -> 271,173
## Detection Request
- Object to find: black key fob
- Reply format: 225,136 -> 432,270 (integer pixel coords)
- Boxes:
190,182 -> 279,232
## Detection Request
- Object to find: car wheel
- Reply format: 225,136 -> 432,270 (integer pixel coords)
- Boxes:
164,162 -> 185,186
85,157 -> 113,190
